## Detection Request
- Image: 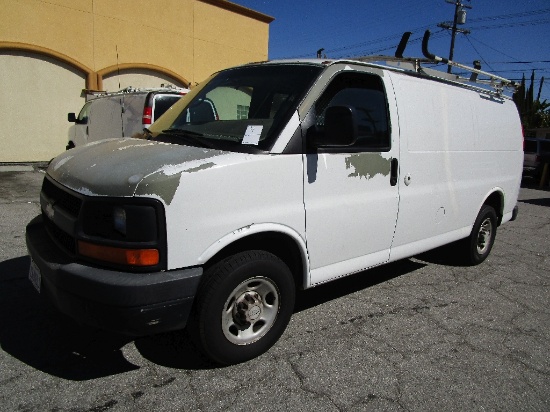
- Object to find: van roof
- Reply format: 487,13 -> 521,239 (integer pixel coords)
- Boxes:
246,57 -> 516,99
247,29 -> 518,99
88,85 -> 190,99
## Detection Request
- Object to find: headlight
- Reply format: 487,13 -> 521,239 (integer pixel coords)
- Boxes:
78,199 -> 165,269
81,202 -> 158,241
113,207 -> 127,235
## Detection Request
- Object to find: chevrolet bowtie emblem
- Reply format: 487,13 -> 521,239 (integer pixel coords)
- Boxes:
45,202 -> 55,220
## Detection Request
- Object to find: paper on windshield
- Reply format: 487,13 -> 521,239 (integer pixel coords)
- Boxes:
242,125 -> 263,145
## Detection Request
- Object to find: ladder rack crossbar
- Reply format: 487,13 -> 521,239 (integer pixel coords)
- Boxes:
346,31 -> 517,96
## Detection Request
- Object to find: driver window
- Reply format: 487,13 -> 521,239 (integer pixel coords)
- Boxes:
315,72 -> 390,151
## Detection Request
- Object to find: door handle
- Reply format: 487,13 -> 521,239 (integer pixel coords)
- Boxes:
390,158 -> 398,186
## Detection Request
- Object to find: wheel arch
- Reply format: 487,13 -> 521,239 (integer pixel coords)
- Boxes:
198,224 -> 309,290
481,189 -> 504,225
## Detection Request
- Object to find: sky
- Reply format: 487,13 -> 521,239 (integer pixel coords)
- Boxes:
230,0 -> 550,101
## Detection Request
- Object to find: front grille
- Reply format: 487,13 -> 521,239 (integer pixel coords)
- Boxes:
44,215 -> 76,254
42,177 -> 82,217
41,177 -> 81,255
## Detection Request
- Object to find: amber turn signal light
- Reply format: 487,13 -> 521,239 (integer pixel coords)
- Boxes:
78,241 -> 159,266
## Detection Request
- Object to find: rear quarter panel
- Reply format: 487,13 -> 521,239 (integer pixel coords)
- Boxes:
388,71 -> 522,258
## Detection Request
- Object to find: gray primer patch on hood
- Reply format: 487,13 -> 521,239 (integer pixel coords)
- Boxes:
134,170 -> 182,205
183,162 -> 217,174
345,153 -> 391,179
134,162 -> 218,205
47,139 -> 223,197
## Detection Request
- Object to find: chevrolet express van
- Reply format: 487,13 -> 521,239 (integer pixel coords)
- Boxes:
66,85 -> 189,148
26,44 -> 523,364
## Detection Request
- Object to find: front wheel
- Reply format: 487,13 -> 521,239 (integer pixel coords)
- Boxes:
188,250 -> 295,365
461,205 -> 498,265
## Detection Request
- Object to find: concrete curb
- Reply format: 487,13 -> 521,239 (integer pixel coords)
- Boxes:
0,163 -> 49,172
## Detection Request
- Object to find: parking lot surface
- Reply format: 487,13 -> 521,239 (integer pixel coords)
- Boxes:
0,168 -> 549,411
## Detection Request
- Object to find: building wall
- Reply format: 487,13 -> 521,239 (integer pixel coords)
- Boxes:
0,52 -> 86,161
102,69 -> 186,93
0,0 -> 272,162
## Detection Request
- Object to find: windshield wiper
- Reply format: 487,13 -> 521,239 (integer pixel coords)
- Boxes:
161,129 -> 215,149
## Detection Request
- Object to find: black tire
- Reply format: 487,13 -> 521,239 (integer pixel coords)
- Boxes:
188,250 -> 295,365
461,205 -> 498,265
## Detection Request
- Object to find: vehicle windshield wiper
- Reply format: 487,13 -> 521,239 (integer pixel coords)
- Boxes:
161,129 -> 215,149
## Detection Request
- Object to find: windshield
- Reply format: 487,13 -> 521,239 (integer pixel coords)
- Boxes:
148,64 -> 323,152
76,101 -> 92,124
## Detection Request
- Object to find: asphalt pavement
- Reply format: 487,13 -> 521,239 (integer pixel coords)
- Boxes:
0,167 -> 548,411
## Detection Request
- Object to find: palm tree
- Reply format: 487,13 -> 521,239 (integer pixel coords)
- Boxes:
513,70 -> 550,129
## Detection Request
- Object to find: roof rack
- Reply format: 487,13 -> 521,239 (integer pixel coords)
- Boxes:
351,31 -> 517,97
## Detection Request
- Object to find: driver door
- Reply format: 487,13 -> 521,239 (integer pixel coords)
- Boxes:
303,70 -> 400,285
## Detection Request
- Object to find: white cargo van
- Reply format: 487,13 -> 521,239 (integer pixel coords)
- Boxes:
26,32 -> 523,364
66,85 -> 189,148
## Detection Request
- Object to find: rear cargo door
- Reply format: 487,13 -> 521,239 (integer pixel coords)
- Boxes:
88,97 -> 124,141
121,93 -> 146,137
303,70 -> 400,285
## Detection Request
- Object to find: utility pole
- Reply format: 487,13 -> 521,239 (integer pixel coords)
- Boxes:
437,0 -> 472,73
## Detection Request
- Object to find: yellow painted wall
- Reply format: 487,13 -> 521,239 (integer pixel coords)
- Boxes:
2,0 -> 94,68
0,0 -> 271,86
193,1 -> 270,81
0,0 -> 272,161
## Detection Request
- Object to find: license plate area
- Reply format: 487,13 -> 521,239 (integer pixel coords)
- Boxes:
29,259 -> 41,293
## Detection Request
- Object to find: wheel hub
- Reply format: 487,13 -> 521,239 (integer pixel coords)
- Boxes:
477,218 -> 492,254
234,291 -> 263,325
222,276 -> 280,345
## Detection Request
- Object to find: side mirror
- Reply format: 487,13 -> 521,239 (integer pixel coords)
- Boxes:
67,113 -> 77,123
311,105 -> 358,147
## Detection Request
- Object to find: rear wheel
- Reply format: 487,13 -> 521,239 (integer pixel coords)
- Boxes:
461,205 -> 498,265
188,250 -> 295,365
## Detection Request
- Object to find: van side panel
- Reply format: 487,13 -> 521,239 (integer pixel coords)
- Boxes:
388,72 -> 522,261
150,153 -> 306,271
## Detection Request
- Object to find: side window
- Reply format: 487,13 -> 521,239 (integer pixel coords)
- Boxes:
77,101 -> 92,124
315,72 -> 390,151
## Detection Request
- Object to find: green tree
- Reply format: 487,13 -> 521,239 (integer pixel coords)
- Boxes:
513,71 -> 550,129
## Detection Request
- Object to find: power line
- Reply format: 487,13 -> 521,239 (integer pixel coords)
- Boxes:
468,7 -> 550,23
469,18 -> 550,30
467,35 -> 524,63
490,61 -> 550,64
464,34 -> 493,71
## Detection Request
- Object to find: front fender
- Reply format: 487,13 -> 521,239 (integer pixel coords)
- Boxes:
197,223 -> 311,289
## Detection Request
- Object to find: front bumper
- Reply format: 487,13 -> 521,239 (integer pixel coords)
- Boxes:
26,215 -> 202,336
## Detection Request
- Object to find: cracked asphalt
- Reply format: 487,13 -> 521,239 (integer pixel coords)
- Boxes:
0,168 -> 548,411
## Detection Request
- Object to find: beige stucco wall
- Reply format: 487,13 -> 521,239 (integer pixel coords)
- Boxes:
0,53 -> 86,161
0,0 -> 272,161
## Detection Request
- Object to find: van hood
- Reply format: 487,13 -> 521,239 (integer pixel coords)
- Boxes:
48,138 -> 226,202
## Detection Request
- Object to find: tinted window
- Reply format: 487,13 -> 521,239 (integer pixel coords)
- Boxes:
77,101 -> 92,124
315,72 -> 390,151
153,95 -> 181,120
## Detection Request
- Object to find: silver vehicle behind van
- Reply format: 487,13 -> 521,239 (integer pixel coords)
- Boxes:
66,85 -> 189,149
